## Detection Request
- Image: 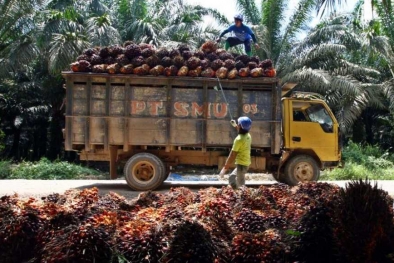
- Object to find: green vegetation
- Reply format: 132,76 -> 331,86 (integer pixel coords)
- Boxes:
0,158 -> 102,180
323,141 -> 394,180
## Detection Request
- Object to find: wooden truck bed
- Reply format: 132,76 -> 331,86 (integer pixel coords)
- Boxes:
62,72 -> 281,160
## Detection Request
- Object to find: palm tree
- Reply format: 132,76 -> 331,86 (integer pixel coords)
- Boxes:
116,0 -> 228,48
0,0 -> 45,77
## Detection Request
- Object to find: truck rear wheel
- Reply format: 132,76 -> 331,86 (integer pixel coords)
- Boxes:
284,155 -> 320,186
124,153 -> 165,191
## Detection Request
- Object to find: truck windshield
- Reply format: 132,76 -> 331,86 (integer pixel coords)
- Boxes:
306,104 -> 333,133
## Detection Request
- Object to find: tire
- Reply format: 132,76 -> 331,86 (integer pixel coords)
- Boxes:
284,155 -> 320,186
123,153 -> 165,191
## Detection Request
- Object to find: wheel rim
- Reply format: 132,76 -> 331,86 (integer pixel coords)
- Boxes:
132,161 -> 156,184
293,161 -> 314,182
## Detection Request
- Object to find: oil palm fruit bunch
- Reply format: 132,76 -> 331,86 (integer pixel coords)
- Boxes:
235,60 -> 245,70
77,54 -> 91,62
164,65 -> 178,76
250,68 -> 263,77
133,65 -> 149,75
182,50 -> 193,60
177,66 -> 189,76
104,56 -> 116,65
157,48 -> 170,59
206,52 -> 219,62
236,54 -> 250,64
211,59 -> 224,71
188,66 -> 202,77
125,44 -> 142,59
224,59 -> 235,70
201,40 -> 218,53
186,57 -> 201,70
108,45 -> 124,57
231,230 -> 285,263
161,56 -> 173,67
239,67 -> 250,77
83,48 -> 97,56
219,52 -> 233,61
165,221 -> 217,263
200,59 -> 210,70
248,61 -> 258,69
250,56 -> 260,64
131,56 -> 145,67
260,58 -> 273,69
335,180 -> 394,263
39,224 -> 114,263
201,67 -> 215,78
120,64 -> 134,74
264,67 -> 276,78
90,54 -> 103,65
139,43 -> 152,50
233,208 -> 266,233
149,65 -> 165,76
178,43 -> 190,54
107,63 -> 121,74
141,48 -> 155,58
216,67 -> 228,79
92,64 -> 108,73
123,40 -> 134,47
173,55 -> 185,68
170,48 -> 181,58
227,68 -> 238,79
70,60 -> 91,72
116,54 -> 130,66
146,55 -> 160,68
290,204 -> 338,263
115,221 -> 166,263
99,47 -> 110,58
194,50 -> 205,59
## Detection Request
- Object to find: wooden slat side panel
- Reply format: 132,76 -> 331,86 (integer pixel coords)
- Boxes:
170,119 -> 203,145
129,118 -> 167,145
108,118 -> 125,145
72,117 -> 85,143
90,117 -> 105,144
249,121 -> 271,147
206,120 -> 237,145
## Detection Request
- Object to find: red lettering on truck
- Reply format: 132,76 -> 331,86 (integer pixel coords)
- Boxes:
191,102 -> 204,118
174,102 -> 189,117
213,103 -> 228,118
148,101 -> 163,116
131,101 -> 146,115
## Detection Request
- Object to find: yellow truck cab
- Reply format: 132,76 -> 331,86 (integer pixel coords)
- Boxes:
278,92 -> 341,185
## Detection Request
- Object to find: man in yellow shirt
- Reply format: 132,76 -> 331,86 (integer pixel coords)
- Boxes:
222,116 -> 252,189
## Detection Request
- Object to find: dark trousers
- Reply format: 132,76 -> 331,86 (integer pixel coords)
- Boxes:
226,37 -> 252,52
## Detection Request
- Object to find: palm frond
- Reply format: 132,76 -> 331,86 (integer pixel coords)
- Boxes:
236,0 -> 261,25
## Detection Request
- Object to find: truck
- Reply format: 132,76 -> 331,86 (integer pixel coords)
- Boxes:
62,72 -> 341,190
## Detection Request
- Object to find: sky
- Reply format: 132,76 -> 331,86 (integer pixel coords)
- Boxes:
184,0 -> 372,30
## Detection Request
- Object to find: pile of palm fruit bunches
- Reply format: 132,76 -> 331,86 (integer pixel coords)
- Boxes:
1,180 -> 394,263
70,41 -> 277,78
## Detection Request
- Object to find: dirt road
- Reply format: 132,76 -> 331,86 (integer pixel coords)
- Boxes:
2,179 -> 394,199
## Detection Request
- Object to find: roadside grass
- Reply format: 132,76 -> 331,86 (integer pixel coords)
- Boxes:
0,158 -> 105,180
322,141 -> 394,180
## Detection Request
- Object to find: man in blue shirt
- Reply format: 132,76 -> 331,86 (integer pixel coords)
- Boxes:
216,14 -> 259,56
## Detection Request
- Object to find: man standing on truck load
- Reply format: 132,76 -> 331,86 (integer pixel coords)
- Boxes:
216,14 -> 259,56
221,116 -> 252,189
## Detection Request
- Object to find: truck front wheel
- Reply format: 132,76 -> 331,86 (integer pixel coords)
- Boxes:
124,153 -> 165,191
284,155 -> 320,186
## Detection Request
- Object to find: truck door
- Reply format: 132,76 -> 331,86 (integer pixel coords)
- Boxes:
288,100 -> 338,161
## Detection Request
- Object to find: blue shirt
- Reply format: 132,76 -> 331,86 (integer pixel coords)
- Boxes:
220,24 -> 257,42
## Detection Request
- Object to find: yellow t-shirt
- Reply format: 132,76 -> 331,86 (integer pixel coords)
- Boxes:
232,133 -> 252,166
